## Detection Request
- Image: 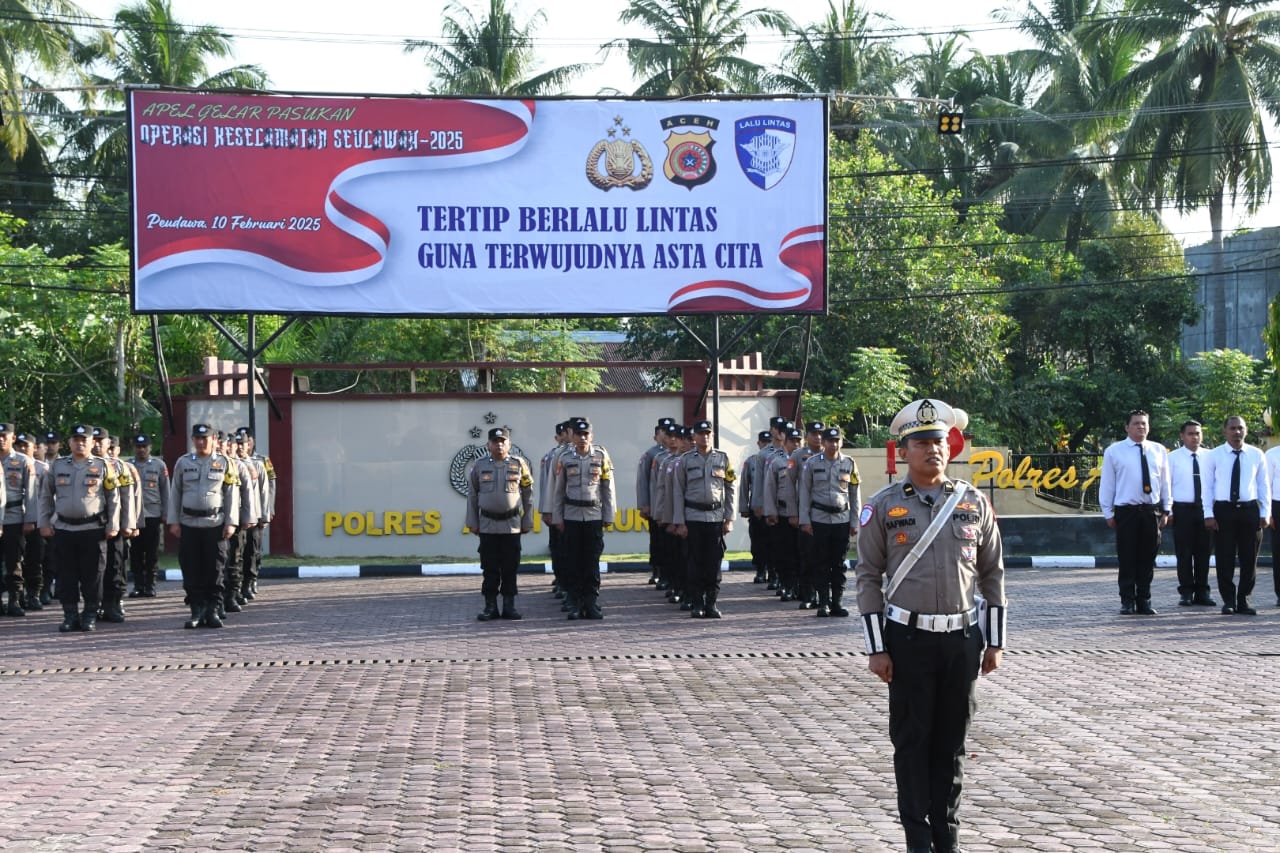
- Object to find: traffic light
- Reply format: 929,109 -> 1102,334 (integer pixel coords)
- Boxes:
937,109 -> 963,135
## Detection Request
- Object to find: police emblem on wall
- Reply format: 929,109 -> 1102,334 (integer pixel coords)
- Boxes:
661,114 -> 719,190
586,115 -> 654,191
734,115 -> 796,190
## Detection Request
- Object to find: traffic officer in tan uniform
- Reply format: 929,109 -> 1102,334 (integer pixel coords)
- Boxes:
638,418 -> 675,586
540,420 -> 574,606
856,399 -> 1006,853
0,423 -> 38,616
38,424 -> 121,633
129,434 -> 169,598
551,419 -> 616,620
740,430 -> 771,584
467,427 -> 535,621
672,420 -> 736,618
799,426 -> 860,617
168,423 -> 241,629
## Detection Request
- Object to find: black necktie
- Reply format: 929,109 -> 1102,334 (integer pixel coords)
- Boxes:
1192,453 -> 1201,505
1230,450 -> 1242,502
1139,444 -> 1151,495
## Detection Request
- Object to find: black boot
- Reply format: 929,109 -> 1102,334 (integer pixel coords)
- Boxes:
703,593 -> 722,619
202,601 -> 224,629
223,594 -> 243,614
25,591 -> 43,611
183,603 -> 203,629
690,593 -> 705,619
501,595 -> 522,620
583,596 -> 604,620
816,590 -> 832,617
6,592 -> 25,617
59,609 -> 81,633
101,598 -> 125,623
477,595 -> 500,621
829,589 -> 849,617
79,608 -> 97,632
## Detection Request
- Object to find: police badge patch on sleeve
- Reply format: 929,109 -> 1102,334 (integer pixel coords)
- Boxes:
859,504 -> 874,527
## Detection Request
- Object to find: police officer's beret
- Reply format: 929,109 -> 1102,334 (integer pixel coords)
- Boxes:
769,416 -> 788,429
890,398 -> 956,441
822,427 -> 842,440
44,431 -> 58,442
237,426 -> 253,437
675,425 -> 691,438
572,420 -> 591,434
693,420 -> 713,433
787,427 -> 802,440
191,423 -> 213,437
13,432 -> 31,445
233,433 -> 246,443
134,433 -> 151,446
489,427 -> 508,440
90,426 -> 105,438
805,421 -> 825,433
68,424 -> 91,438
0,423 -> 11,435
757,430 -> 771,442
657,417 -> 675,428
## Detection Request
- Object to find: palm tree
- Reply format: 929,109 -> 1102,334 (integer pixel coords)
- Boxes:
405,0 -> 592,95
1094,0 -> 1280,348
0,0 -> 89,161
770,0 -> 905,139
60,0 -> 267,246
977,0 -> 1145,248
610,0 -> 792,96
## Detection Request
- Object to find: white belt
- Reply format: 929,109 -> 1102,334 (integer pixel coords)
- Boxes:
885,604 -> 977,633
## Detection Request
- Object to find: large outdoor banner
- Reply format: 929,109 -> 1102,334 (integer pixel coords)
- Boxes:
129,91 -> 827,316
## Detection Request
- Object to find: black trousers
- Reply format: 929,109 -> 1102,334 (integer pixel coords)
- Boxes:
1171,503 -> 1212,596
54,528 -> 107,615
2,521 -> 25,597
479,533 -> 521,598
102,533 -> 127,604
129,517 -> 162,588
225,528 -> 245,601
562,520 -> 604,602
747,514 -> 766,573
885,619 -> 983,851
769,519 -> 798,591
1113,504 -> 1160,603
1214,501 -> 1261,607
243,525 -> 264,586
1271,501 -> 1280,599
809,521 -> 851,600
684,521 -> 725,605
23,528 -> 45,595
179,525 -> 227,606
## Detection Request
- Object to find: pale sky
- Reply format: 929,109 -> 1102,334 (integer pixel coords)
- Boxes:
73,0 -> 1278,243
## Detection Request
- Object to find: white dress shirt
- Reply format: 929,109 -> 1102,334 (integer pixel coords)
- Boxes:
1099,439 -> 1172,519
1167,446 -> 1206,505
1266,446 -> 1280,505
1200,442 -> 1271,521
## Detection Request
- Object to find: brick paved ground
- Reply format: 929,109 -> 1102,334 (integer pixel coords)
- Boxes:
1,564 -> 1278,852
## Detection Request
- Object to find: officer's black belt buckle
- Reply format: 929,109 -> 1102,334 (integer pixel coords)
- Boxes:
5,499 -> 23,508
684,500 -> 722,512
812,501 -> 848,514
566,497 -> 601,508
182,506 -> 222,518
480,507 -> 522,521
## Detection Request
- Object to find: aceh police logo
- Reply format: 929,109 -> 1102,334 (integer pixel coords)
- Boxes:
661,114 -> 719,190
734,115 -> 796,190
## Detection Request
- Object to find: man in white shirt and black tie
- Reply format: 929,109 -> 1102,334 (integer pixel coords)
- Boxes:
1098,409 -> 1171,615
1167,421 -> 1215,607
1201,415 -> 1270,615
1266,442 -> 1280,606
